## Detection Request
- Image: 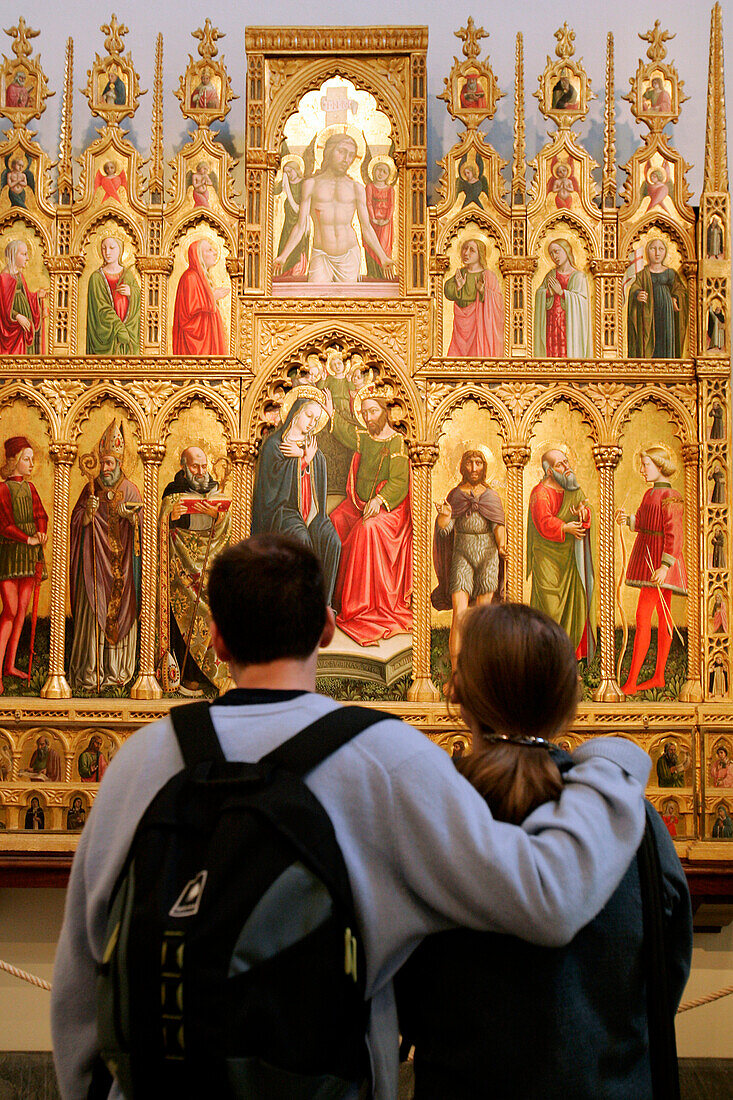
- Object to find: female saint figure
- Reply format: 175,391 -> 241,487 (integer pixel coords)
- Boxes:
616,446 -> 687,695
86,235 -> 141,355
627,238 -> 687,359
364,161 -> 395,280
0,239 -> 47,354
444,239 -> 503,357
533,239 -> 591,358
251,390 -> 341,607
24,796 -> 44,830
172,238 -> 229,356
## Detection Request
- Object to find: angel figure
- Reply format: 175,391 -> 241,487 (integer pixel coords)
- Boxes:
273,138 -> 316,280
1,154 -> 35,209
186,161 -> 219,211
641,160 -> 674,216
456,152 -> 489,211
93,161 -> 128,205
547,156 -> 579,210
360,139 -> 396,280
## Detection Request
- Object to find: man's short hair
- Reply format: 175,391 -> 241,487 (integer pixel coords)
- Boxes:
207,534 -> 327,666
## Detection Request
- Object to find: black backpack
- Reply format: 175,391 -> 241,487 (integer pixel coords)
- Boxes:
96,700 -> 391,1099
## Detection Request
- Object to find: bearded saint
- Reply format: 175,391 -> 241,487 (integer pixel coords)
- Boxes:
526,448 -> 596,660
69,421 -> 142,691
158,446 -> 230,695
172,239 -> 228,356
28,735 -> 62,782
325,385 -> 412,645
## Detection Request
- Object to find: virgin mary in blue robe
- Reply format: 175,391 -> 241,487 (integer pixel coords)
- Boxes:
252,396 -> 341,606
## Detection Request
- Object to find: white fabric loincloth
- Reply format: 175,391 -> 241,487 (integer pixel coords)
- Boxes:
308,244 -> 361,283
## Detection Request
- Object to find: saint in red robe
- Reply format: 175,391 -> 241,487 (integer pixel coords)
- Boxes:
365,182 -> 395,268
172,241 -> 227,355
0,271 -> 41,354
330,453 -> 412,645
545,271 -> 572,357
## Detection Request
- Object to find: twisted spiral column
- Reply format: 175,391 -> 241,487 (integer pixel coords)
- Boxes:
406,442 -> 440,702
681,442 -> 703,701
227,441 -> 259,542
592,443 -> 623,701
130,442 -> 165,700
501,443 -> 530,603
40,442 -> 76,699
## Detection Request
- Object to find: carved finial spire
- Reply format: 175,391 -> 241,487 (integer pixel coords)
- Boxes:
512,32 -> 526,202
639,20 -> 674,63
704,3 -> 728,193
454,16 -> 488,61
603,32 -> 617,204
57,37 -> 73,198
554,22 -> 576,60
101,14 -> 128,59
192,18 -> 224,60
3,16 -> 39,58
149,32 -> 164,197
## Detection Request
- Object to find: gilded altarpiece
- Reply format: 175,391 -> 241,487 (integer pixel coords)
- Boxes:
0,13 -> 731,876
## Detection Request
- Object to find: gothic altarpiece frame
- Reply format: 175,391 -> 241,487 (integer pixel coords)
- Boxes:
0,13 -> 730,874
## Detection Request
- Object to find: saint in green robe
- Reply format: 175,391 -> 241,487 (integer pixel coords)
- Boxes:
86,266 -> 141,355
526,482 -> 596,658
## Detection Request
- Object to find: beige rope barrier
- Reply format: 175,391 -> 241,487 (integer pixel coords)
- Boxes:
676,983 -> 733,1014
0,955 -> 732,1013
0,958 -> 51,992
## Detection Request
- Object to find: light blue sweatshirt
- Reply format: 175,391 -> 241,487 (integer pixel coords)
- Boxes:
51,691 -> 651,1099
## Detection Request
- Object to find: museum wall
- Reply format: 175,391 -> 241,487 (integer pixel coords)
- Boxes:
0,0 -> 731,1067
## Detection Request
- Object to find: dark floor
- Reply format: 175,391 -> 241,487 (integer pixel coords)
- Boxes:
0,1053 -> 730,1098
397,1060 -> 733,1099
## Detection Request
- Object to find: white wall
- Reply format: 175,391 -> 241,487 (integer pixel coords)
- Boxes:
4,0 -> 732,203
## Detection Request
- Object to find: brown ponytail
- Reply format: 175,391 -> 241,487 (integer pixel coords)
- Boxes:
452,603 -> 579,825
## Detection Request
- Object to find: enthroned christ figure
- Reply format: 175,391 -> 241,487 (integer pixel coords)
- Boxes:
273,133 -> 395,284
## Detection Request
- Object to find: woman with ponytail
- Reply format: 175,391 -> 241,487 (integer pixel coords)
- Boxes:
396,603 -> 692,1100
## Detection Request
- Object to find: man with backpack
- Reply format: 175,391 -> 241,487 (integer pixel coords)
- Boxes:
52,533 -> 652,1100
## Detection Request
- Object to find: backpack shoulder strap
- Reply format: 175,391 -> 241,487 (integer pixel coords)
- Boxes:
260,705 -> 394,777
169,700 -> 226,768
638,802 -> 681,1100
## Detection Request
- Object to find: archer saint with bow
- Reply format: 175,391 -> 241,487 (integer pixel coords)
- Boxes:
616,445 -> 687,695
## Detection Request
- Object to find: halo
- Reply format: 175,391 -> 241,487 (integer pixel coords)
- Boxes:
314,126 -> 365,175
352,382 -> 394,428
530,439 -> 577,485
96,224 -> 133,268
281,154 -> 305,178
1,235 -> 32,264
459,155 -> 479,179
447,439 -> 497,483
279,385 -> 331,434
369,155 -> 397,185
632,442 -> 676,479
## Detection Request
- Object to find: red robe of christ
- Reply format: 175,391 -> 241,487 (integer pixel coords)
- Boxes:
330,453 -> 412,645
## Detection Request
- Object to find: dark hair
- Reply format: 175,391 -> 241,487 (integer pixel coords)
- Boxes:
207,534 -> 327,666
451,603 -> 579,825
459,449 -> 487,481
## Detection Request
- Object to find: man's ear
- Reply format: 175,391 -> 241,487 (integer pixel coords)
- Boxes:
319,607 -> 336,650
209,618 -> 232,663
